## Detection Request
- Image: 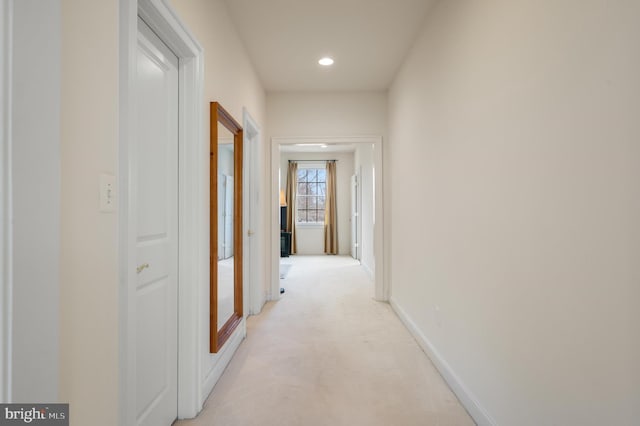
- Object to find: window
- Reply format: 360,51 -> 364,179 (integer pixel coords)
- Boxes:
296,167 -> 326,223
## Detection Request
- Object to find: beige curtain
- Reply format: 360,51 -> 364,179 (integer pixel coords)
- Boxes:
286,161 -> 297,254
324,160 -> 338,254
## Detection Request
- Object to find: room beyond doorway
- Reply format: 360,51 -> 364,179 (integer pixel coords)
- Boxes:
270,136 -> 386,302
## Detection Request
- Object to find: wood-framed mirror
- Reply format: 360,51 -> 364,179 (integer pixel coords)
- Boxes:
210,102 -> 243,353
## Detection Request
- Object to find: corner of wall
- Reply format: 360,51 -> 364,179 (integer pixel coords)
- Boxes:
0,0 -> 12,403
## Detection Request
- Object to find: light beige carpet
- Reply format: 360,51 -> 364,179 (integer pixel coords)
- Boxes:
175,255 -> 475,426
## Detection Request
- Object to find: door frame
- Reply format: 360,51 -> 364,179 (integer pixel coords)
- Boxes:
0,0 -> 12,403
119,0 -> 204,422
270,136 -> 387,301
351,172 -> 360,261
242,108 -> 264,316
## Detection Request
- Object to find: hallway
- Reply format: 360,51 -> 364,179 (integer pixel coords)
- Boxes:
176,256 -> 474,426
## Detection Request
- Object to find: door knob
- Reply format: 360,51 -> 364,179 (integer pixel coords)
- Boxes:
137,263 -> 150,274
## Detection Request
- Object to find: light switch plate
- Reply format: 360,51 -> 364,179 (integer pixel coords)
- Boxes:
99,173 -> 116,213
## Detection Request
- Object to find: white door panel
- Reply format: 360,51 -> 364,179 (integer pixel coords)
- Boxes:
134,17 -> 178,426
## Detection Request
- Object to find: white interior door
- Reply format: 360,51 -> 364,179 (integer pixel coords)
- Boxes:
133,17 -> 178,426
351,174 -> 359,260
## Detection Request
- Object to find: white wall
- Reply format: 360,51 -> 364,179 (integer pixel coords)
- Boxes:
280,152 -> 354,255
0,0 -> 9,402
170,0 -> 267,408
267,91 -> 387,137
388,1 -> 640,425
9,0 -> 61,403
59,0 -> 119,424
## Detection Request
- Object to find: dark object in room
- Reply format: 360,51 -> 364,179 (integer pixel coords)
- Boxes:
280,231 -> 291,257
280,205 -> 287,231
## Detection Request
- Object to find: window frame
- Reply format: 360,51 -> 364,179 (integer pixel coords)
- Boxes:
295,162 -> 326,227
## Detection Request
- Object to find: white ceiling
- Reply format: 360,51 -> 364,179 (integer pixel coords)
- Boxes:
223,0 -> 436,92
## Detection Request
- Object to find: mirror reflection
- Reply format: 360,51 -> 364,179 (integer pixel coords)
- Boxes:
217,124 -> 235,331
210,101 -> 243,353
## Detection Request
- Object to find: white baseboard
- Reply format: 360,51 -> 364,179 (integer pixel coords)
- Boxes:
200,319 -> 246,407
389,297 -> 497,426
361,261 -> 374,281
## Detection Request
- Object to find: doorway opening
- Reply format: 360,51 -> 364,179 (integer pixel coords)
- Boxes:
270,137 -> 385,302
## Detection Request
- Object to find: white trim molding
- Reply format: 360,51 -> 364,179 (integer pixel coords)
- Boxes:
119,0 -> 204,422
0,0 -> 13,403
242,108 -> 265,316
201,320 -> 246,400
389,297 -> 497,426
271,136 -> 386,301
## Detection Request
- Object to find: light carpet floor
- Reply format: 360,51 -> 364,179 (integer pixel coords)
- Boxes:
175,255 -> 475,426
279,260 -> 292,279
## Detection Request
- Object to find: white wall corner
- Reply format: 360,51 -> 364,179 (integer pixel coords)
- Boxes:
389,297 -> 497,426
9,0 -> 61,402
0,0 -> 13,403
372,136 -> 386,301
269,137 -> 282,302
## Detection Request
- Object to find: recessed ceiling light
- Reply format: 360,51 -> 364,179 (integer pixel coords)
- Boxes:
318,57 -> 334,66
